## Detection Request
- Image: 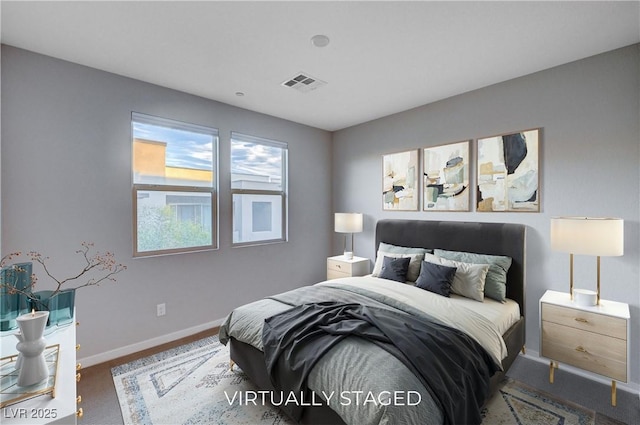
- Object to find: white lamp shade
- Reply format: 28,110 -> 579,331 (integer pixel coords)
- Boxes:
335,213 -> 363,233
550,217 -> 624,256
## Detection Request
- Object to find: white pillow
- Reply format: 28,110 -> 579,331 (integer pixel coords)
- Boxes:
372,251 -> 425,282
423,253 -> 489,301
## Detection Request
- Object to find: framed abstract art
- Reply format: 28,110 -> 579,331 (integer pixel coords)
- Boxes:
423,140 -> 470,211
476,128 -> 540,212
382,149 -> 419,211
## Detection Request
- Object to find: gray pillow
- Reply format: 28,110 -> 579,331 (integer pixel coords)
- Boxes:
373,242 -> 431,282
378,242 -> 432,255
415,261 -> 456,297
379,256 -> 411,282
424,253 -> 489,302
434,249 -> 512,302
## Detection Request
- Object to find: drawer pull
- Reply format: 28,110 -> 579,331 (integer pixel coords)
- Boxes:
76,372 -> 82,382
76,408 -> 84,418
76,344 -> 81,351
76,362 -> 82,371
575,346 -> 588,354
336,264 -> 341,269
77,395 -> 82,404
574,317 -> 589,323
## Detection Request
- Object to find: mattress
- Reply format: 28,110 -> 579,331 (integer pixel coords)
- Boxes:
448,293 -> 520,336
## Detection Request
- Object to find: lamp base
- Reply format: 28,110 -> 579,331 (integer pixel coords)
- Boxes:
343,251 -> 354,260
573,289 -> 597,307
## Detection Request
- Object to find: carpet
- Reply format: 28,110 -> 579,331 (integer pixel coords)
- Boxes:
112,335 -> 622,425
482,379 -> 624,425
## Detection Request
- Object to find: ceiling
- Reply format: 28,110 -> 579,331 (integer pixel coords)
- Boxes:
1,1 -> 639,131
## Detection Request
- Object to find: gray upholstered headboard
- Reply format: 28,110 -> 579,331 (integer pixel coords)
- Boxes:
375,219 -> 526,316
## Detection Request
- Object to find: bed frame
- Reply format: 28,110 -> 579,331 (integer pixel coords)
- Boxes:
229,219 -> 526,425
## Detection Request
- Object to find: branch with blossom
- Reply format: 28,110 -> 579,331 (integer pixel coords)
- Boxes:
0,243 -> 127,302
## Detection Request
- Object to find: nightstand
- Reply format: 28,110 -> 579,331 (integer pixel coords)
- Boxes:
327,255 -> 369,280
540,290 -> 629,406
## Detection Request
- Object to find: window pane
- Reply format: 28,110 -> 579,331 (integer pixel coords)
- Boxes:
233,194 -> 283,244
133,116 -> 215,188
231,139 -> 284,190
136,190 -> 213,253
252,202 -> 272,232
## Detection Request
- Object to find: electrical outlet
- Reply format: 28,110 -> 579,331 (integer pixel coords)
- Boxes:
157,303 -> 166,317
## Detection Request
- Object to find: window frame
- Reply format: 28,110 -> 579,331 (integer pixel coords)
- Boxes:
132,112 -> 219,257
231,132 -> 288,247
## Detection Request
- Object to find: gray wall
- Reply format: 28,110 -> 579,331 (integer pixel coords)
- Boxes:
1,46 -> 332,361
332,44 -> 640,388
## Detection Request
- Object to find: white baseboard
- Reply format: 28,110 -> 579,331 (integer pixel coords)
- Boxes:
520,349 -> 640,396
78,317 -> 226,368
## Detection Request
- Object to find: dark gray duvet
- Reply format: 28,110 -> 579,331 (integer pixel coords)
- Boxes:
219,277 -> 509,425
263,301 -> 499,425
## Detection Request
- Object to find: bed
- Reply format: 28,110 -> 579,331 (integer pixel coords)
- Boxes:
219,219 -> 526,425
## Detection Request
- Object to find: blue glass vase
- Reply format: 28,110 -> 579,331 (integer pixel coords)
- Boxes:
31,289 -> 76,327
0,263 -> 32,331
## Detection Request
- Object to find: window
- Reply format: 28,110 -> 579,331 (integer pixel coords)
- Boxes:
132,113 -> 218,256
231,132 -> 287,246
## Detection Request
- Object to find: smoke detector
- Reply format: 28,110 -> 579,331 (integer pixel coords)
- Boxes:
281,72 -> 327,93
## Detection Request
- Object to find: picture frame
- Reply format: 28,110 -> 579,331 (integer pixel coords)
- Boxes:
382,149 -> 419,211
423,140 -> 471,211
476,128 -> 540,212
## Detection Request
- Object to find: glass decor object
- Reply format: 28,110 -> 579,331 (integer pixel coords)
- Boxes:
0,263 -> 32,331
30,289 -> 76,327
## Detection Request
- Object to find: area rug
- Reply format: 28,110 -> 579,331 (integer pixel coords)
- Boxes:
113,335 -> 618,425
481,379 -> 623,425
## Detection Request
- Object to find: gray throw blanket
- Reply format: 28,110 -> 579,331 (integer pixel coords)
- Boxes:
262,301 -> 499,425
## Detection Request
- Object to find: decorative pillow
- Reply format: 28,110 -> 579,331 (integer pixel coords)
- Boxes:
415,261 -> 457,297
434,249 -> 512,302
378,242 -> 432,255
424,253 -> 489,302
378,256 -> 411,283
372,242 -> 430,282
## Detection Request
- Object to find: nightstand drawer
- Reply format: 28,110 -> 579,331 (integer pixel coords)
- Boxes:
542,321 -> 627,381
541,303 -> 627,339
327,268 -> 350,280
326,256 -> 369,280
327,258 -> 357,274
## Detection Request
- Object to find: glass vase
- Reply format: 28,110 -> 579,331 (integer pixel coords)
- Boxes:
31,289 -> 76,327
0,263 -> 32,331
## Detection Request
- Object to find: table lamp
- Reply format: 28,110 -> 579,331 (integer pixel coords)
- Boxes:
335,213 -> 363,260
550,217 -> 624,306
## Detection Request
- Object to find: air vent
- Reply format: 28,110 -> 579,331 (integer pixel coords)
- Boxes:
281,72 -> 327,93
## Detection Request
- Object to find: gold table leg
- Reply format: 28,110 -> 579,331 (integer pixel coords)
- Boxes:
229,359 -> 235,371
521,346 -> 526,355
549,361 -> 557,383
611,380 -> 617,406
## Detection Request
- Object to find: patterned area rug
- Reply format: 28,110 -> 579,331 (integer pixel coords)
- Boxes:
482,379 -> 623,425
112,335 -> 618,425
